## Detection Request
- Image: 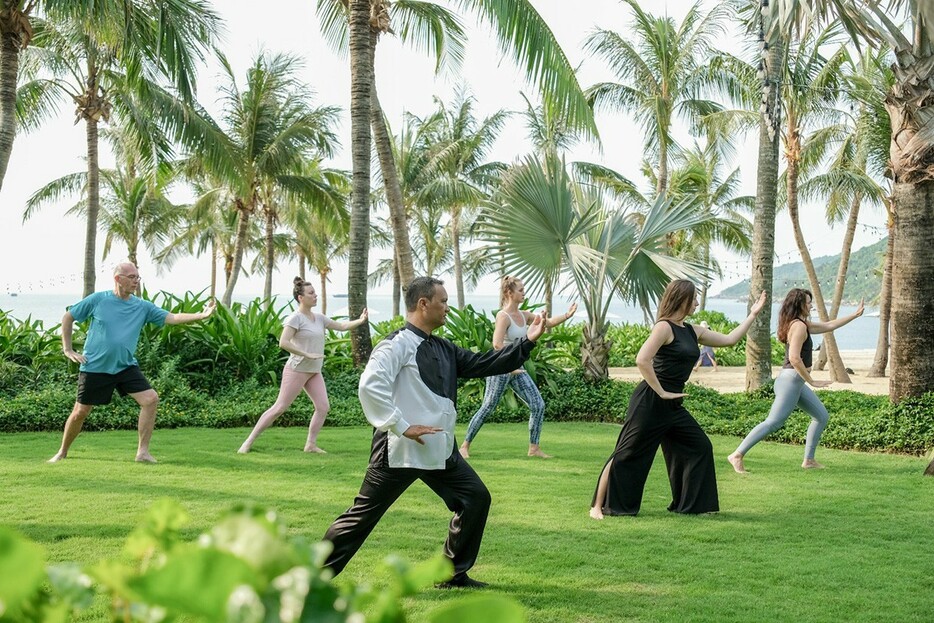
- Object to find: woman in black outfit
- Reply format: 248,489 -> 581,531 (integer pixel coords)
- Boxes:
590,280 -> 767,519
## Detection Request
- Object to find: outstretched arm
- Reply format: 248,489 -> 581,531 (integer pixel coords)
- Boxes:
697,291 -> 767,347
808,300 -> 864,334
544,302 -> 577,329
325,308 -> 369,331
165,300 -> 216,326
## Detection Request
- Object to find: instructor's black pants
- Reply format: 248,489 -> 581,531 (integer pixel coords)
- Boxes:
323,450 -> 491,578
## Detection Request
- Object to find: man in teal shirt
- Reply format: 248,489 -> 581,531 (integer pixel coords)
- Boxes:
49,262 -> 215,463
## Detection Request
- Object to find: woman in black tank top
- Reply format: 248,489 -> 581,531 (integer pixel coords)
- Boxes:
728,288 -> 864,473
590,280 -> 767,519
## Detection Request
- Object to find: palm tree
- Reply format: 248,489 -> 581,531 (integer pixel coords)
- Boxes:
771,0 -> 934,412
798,47 -> 891,372
584,0 -> 730,197
17,3 -> 219,295
481,152 -> 710,381
194,52 -> 342,307
330,0 -> 598,365
420,93 -> 508,307
775,25 -> 853,382
666,142 -> 754,310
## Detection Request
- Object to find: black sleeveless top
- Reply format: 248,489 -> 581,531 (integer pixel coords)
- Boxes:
782,319 -> 813,369
653,320 -> 700,393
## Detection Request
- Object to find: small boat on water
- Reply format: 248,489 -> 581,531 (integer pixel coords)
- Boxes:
334,293 -> 348,298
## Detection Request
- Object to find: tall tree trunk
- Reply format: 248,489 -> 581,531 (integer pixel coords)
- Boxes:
889,181 -> 934,400
319,269 -> 328,315
451,206 -> 465,308
210,238 -> 217,299
347,2 -> 374,364
785,127 -> 851,383
222,204 -> 251,307
371,87 -> 415,290
392,253 -> 401,318
263,205 -> 274,304
699,243 -> 710,311
298,251 -> 306,280
746,40 -> 783,392
868,206 -> 893,377
816,193 -> 861,370
0,9 -> 25,193
83,116 -> 100,297
224,251 -> 233,290
544,277 -> 553,317
656,130 -> 668,197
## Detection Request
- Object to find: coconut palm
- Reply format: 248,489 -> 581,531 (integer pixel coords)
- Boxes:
481,152 -> 710,381
326,0 -> 598,364
192,52 -> 342,307
770,0 -> 934,416
584,0 -> 731,197
798,47 -> 891,372
14,3 -> 219,295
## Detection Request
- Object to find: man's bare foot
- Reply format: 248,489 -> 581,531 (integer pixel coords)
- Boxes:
48,452 -> 67,463
802,459 -> 824,469
135,453 -> 157,463
727,453 -> 748,474
528,448 -> 553,458
589,507 -> 604,520
304,445 -> 327,454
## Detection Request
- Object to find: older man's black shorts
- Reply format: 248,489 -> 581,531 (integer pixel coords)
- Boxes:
76,366 -> 153,405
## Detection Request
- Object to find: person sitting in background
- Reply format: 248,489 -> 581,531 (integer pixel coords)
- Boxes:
693,322 -> 718,371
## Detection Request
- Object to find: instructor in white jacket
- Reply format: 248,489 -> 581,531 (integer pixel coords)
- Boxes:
323,276 -> 545,588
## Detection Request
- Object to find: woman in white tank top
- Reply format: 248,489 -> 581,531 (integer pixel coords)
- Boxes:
238,277 -> 368,454
459,276 -> 576,459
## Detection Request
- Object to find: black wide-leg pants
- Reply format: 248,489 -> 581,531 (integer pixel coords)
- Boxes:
594,382 -> 719,515
324,450 -> 491,577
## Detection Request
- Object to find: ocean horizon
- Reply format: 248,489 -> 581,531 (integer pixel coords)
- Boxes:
0,291 -> 879,351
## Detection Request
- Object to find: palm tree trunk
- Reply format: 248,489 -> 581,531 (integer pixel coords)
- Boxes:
224,250 -> 233,290
210,238 -> 217,299
347,4 -> 375,364
263,205 -> 274,303
0,13 -> 24,193
222,203 -> 251,307
656,132 -> 668,197
319,270 -> 328,315
785,128 -> 851,383
392,253 -> 401,318
298,251 -> 306,280
83,116 -> 100,297
868,205 -> 893,378
451,206 -> 465,308
581,321 -> 611,382
371,87 -> 415,289
889,181 -> 934,401
699,243 -> 710,311
745,40 -> 783,392
544,277 -> 553,317
816,193 -> 861,370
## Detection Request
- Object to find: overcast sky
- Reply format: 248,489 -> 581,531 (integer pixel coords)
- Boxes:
0,0 -> 888,299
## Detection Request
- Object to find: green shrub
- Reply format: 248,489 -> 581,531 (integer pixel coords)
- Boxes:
0,501 -> 525,622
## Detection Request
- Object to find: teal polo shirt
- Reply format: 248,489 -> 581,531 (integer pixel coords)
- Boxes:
69,291 -> 169,374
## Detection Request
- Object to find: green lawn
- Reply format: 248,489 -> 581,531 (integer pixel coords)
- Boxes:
3,423 -> 932,622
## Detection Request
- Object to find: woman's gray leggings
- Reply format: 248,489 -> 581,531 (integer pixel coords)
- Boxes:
735,368 -> 829,460
465,372 -> 545,444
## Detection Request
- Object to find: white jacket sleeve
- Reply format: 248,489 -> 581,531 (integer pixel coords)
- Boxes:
358,339 -> 411,437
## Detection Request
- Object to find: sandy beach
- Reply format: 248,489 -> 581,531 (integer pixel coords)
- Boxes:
609,349 -> 889,395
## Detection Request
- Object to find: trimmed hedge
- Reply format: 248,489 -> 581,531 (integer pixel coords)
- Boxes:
3,367 -> 932,456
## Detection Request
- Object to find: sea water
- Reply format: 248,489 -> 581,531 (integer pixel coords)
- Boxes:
0,292 -> 878,351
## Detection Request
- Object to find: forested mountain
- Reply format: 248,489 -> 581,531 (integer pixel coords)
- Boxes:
716,238 -> 887,304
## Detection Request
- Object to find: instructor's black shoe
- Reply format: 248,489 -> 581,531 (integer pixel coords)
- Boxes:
435,574 -> 488,589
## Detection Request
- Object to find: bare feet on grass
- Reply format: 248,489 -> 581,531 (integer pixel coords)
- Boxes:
237,443 -> 252,454
727,453 -> 748,474
135,453 -> 157,464
48,452 -> 67,463
528,445 -> 552,459
801,459 -> 825,469
304,445 -> 327,454
589,507 -> 604,520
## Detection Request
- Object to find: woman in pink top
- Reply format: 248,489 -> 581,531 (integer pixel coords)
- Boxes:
238,277 -> 368,454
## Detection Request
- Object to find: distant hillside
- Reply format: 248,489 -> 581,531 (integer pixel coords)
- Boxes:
715,238 -> 887,304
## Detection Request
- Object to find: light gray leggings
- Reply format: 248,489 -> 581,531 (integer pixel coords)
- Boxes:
736,368 -> 829,460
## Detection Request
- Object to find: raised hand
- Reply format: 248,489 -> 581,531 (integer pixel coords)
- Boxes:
565,302 -> 578,320
202,299 -> 217,319
750,291 -> 767,315
854,299 -> 864,318
359,307 -> 369,321
526,311 -> 547,342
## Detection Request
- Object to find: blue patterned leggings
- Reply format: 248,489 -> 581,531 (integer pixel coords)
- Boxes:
465,372 -> 545,444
